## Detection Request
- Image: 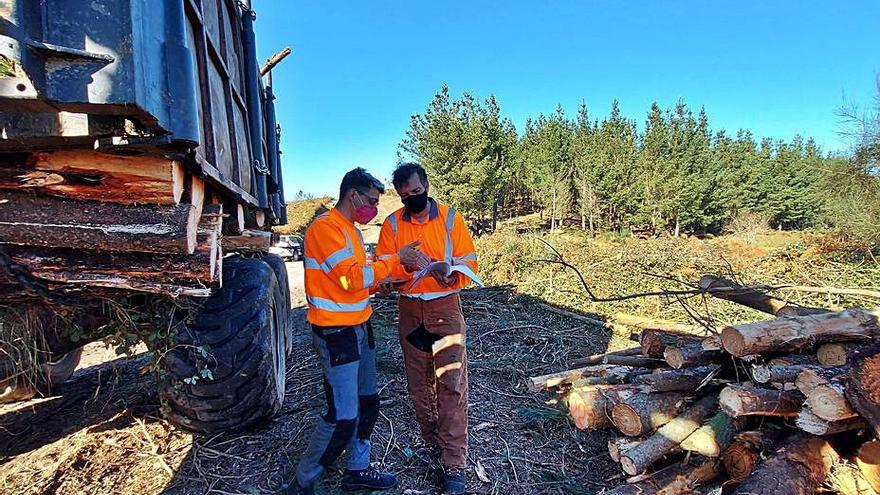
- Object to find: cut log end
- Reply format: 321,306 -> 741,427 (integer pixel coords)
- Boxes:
664,346 -> 686,369
752,365 -> 772,383
724,441 -> 760,483
808,382 -> 857,422
818,343 -> 853,366
611,403 -> 644,437
796,408 -> 865,435
721,326 -> 747,357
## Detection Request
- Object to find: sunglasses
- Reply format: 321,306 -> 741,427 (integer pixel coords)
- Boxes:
355,189 -> 380,206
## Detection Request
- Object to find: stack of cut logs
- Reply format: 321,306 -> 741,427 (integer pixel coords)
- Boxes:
0,150 -> 272,298
529,275 -> 880,495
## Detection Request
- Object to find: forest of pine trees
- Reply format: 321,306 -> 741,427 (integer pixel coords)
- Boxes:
400,84 -> 879,246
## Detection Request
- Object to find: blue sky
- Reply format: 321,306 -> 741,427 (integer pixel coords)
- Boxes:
255,1 -> 879,198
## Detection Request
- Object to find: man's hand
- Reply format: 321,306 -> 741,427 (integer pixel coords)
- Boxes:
398,240 -> 426,269
399,240 -> 425,269
404,251 -> 432,272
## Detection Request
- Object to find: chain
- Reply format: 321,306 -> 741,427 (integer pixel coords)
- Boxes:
0,246 -> 85,307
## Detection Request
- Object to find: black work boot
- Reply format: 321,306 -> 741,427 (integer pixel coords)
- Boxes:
444,468 -> 467,495
285,480 -> 314,495
341,467 -> 398,491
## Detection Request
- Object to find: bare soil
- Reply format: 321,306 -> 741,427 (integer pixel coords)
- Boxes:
0,263 -> 620,494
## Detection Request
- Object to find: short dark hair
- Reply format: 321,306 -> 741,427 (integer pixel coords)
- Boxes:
392,162 -> 428,189
339,167 -> 384,199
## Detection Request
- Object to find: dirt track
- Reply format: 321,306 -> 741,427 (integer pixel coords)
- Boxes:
0,262 -> 619,494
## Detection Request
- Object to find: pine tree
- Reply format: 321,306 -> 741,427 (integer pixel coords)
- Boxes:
520,106 -> 575,231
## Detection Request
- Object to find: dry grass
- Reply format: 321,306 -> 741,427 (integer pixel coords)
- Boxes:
0,306 -> 54,397
476,229 -> 880,350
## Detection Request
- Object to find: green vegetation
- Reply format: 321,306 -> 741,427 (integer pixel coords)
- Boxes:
274,196 -> 331,235
0,55 -> 15,77
475,229 -> 880,350
401,83 -> 880,250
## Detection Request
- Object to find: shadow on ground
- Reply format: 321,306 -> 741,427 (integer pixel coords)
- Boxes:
1,287 -> 619,495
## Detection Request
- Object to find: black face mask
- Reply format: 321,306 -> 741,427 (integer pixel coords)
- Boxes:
402,190 -> 429,213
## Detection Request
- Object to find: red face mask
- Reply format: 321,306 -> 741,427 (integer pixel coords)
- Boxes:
353,192 -> 378,224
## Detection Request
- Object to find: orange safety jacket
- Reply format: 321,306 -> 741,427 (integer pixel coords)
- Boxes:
304,208 -> 400,326
376,199 -> 478,300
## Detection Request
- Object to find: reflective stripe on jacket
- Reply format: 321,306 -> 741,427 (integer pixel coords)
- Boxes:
304,208 -> 401,326
376,199 -> 478,300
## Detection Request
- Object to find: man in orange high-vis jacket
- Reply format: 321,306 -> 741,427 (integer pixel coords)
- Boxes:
288,168 -> 423,495
375,163 -> 478,495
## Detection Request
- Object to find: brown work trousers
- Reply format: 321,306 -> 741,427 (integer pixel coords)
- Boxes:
398,293 -> 468,469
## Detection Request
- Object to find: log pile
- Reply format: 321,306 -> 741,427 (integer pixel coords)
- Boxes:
0,150 -> 252,298
529,275 -> 880,494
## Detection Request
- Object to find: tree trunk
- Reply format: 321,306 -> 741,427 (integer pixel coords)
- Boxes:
857,441 -> 880,493
663,339 -> 724,369
752,355 -> 821,385
608,436 -> 642,463
720,308 -> 880,357
0,150 -> 184,205
528,363 -> 640,391
620,395 -> 719,475
622,315 -> 701,332
719,384 -> 804,418
847,348 -> 880,437
630,365 -> 721,392
722,428 -> 786,483
680,410 -> 746,457
611,392 -> 689,437
603,355 -> 668,368
604,459 -> 721,495
795,366 -> 849,396
0,189 -> 199,254
733,434 -> 839,495
806,377 -> 857,422
567,384 -> 642,430
698,275 -> 828,317
639,329 -> 705,358
570,347 -> 642,367
795,408 -> 865,435
818,343 -> 867,366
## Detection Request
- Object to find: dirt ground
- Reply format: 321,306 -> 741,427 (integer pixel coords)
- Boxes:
0,262 -> 621,495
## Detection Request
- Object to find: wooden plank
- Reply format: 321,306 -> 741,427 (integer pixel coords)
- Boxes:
223,228 -> 272,252
0,151 -> 184,205
0,205 -> 222,297
0,189 -> 198,254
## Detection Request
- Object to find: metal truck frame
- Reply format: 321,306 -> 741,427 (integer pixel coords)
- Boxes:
0,0 -> 292,433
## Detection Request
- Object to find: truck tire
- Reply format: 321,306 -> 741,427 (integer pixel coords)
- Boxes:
0,347 -> 82,403
260,254 -> 293,355
160,257 -> 287,433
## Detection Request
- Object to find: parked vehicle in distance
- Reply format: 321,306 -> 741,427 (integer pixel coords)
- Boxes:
271,235 -> 303,261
